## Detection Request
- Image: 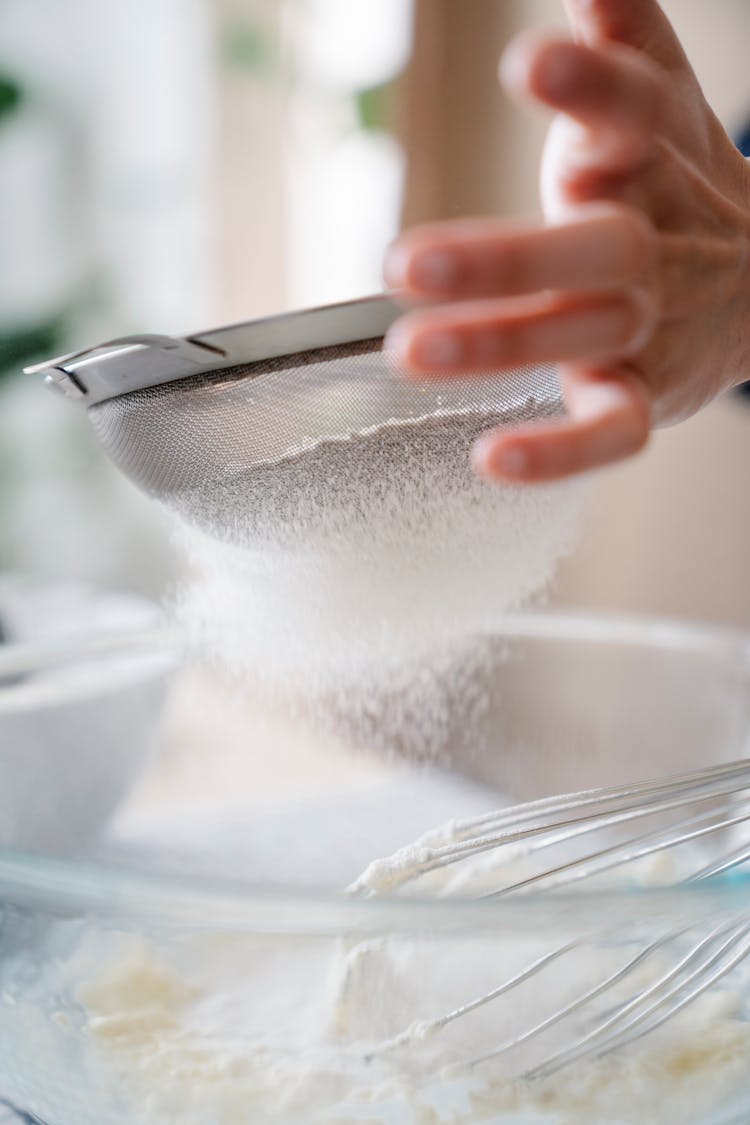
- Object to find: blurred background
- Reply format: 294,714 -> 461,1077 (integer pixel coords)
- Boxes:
1,0 -> 749,625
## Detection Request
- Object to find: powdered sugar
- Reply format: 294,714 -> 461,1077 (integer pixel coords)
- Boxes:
172,407 -> 585,757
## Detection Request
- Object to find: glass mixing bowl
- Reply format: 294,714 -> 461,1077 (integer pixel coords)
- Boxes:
1,611 -> 750,1125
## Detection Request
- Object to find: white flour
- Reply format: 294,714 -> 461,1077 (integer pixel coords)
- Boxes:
3,885 -> 750,1125
2,778 -> 749,1125
173,408 -> 586,757
68,929 -> 750,1125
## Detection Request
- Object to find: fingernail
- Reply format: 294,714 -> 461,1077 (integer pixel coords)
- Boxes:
537,45 -> 577,99
411,248 -> 461,291
498,444 -> 530,477
498,40 -> 527,92
412,329 -> 465,369
474,436 -> 529,479
383,242 -> 409,288
625,287 -> 658,354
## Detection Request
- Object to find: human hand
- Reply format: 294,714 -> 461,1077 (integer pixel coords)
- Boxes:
384,0 -> 750,482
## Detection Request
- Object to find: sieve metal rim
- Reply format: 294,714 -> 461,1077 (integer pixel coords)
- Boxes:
24,294 -> 401,408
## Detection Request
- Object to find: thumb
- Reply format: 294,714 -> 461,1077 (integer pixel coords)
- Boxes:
562,0 -> 689,72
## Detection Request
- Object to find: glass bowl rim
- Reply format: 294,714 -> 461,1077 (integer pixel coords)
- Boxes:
1,608 -> 749,934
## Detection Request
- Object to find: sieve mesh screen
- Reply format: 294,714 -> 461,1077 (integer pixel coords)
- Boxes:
88,336 -> 563,543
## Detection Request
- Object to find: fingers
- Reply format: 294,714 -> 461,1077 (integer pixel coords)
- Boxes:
501,35 -> 663,176
562,0 -> 689,73
385,290 -> 656,377
384,205 -> 656,301
472,366 -> 651,482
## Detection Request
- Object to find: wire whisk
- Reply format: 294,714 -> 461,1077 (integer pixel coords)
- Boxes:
350,758 -> 750,1076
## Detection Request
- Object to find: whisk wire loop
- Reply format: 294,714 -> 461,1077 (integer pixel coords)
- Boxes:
361,757 -> 750,1077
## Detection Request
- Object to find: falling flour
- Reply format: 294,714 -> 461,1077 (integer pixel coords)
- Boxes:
172,406 -> 586,758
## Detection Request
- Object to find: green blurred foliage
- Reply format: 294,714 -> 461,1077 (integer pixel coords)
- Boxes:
0,72 -> 68,383
354,78 -> 399,133
221,19 -> 278,76
0,317 -> 67,381
0,75 -> 22,122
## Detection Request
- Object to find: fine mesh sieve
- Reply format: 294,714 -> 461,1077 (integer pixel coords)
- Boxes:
27,295 -> 563,543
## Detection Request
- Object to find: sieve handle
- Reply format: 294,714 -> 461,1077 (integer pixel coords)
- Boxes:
24,294 -> 401,407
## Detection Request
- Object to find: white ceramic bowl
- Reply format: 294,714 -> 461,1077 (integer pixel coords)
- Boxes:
0,581 -> 176,852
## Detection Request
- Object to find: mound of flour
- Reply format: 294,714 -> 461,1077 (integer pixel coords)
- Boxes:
6,905 -> 750,1125
173,408 -> 586,756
